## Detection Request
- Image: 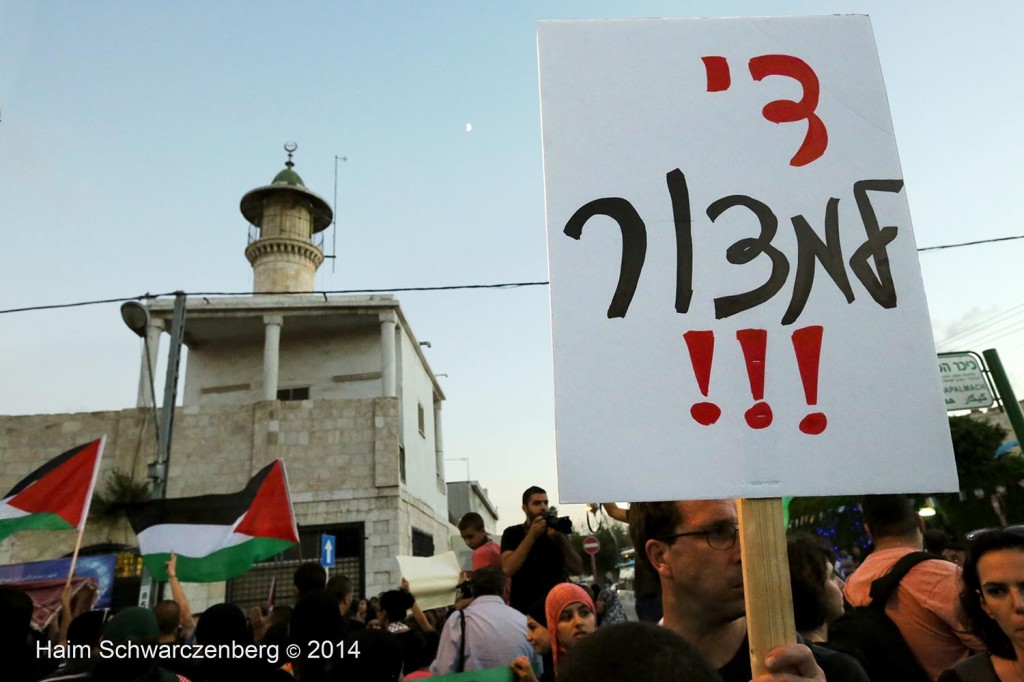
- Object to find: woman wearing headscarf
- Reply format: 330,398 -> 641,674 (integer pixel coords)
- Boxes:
545,583 -> 597,675
511,597 -> 555,682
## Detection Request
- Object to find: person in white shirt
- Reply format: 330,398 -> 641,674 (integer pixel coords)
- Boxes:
431,568 -> 540,675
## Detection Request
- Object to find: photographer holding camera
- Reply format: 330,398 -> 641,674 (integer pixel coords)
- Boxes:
501,486 -> 583,613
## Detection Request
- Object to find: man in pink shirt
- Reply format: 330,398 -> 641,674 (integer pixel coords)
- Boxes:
459,512 -> 509,602
844,494 -> 983,681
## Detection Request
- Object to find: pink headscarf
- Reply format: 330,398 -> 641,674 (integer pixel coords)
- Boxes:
545,582 -> 596,670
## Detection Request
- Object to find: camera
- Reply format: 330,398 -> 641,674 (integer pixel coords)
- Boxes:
542,509 -> 573,534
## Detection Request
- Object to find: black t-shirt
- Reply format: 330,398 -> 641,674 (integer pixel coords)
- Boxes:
717,635 -> 870,682
500,523 -> 568,613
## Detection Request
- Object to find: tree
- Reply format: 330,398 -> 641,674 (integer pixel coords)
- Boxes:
568,517 -> 631,585
788,416 -> 1024,546
90,469 -> 151,543
934,416 -> 1024,538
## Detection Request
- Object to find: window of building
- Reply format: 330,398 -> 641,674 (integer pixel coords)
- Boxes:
400,445 -> 406,484
277,386 -> 310,401
411,528 -> 434,557
417,402 -> 426,437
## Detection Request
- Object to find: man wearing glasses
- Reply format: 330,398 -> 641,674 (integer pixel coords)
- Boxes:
630,499 -> 867,682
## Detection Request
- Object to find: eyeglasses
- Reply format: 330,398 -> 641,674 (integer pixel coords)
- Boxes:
656,523 -> 739,550
965,525 -> 1024,541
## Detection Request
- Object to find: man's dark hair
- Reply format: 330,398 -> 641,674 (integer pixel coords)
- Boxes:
195,602 -> 250,646
379,590 -> 415,623
522,486 -> 546,505
326,574 -> 354,604
0,584 -> 34,641
960,529 -> 1024,659
786,534 -> 836,632
332,628 -> 404,682
294,562 -> 328,595
469,567 -> 505,597
153,599 -> 181,636
559,622 -> 719,682
458,512 -> 485,532
861,495 -> 919,539
68,610 -> 106,650
628,502 -> 684,573
923,528 -> 949,555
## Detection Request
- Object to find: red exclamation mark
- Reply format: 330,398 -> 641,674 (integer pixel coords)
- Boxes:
683,330 -> 721,426
737,329 -> 773,429
792,325 -> 827,435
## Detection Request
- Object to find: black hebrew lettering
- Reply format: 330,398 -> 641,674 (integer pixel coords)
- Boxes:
563,197 -> 648,318
706,195 -> 790,319
782,197 -> 855,325
667,169 -> 694,314
849,179 -> 903,309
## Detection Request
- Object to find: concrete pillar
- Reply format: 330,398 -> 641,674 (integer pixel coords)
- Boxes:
136,319 -> 164,408
263,315 -> 284,401
380,313 -> 397,398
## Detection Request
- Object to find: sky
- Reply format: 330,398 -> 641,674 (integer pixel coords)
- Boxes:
2,1 -> 1023,533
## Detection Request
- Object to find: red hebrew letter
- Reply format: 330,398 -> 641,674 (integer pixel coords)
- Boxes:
748,55 -> 828,167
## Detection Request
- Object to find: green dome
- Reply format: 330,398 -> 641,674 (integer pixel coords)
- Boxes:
272,167 -> 305,187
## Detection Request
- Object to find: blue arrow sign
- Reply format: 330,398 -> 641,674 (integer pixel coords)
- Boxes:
321,534 -> 336,568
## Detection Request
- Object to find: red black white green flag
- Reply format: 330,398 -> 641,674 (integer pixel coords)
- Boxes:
126,459 -> 299,582
0,437 -> 105,542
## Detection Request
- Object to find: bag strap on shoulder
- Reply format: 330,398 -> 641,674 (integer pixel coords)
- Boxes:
458,608 -> 467,672
868,551 -> 935,607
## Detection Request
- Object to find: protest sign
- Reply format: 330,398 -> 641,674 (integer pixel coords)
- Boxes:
538,16 -> 958,503
396,551 -> 462,610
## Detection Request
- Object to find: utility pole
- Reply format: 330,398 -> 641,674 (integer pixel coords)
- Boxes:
983,348 -> 1024,448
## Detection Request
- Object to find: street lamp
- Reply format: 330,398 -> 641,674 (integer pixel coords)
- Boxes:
120,293 -> 187,606
120,295 -> 186,497
445,458 -> 470,481
918,496 -> 937,518
120,302 -> 160,454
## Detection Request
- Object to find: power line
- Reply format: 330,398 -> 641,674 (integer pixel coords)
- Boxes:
936,302 -> 1024,348
0,232 -> 1020,317
918,234 -> 1024,253
0,282 -> 550,316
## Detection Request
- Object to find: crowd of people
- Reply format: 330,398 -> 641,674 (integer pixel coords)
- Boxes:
5,487 -> 1024,681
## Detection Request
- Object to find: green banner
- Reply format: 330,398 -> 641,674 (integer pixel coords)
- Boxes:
431,667 -> 514,682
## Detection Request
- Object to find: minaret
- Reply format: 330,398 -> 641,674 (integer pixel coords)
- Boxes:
241,143 -> 333,293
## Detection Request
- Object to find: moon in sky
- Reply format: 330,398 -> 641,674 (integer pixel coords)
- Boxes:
465,122 -> 472,132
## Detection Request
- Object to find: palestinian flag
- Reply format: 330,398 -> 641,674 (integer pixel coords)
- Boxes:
127,459 -> 299,582
0,438 -> 105,542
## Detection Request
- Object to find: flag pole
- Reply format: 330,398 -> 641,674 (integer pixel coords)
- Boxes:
64,522 -> 87,592
65,435 -> 107,592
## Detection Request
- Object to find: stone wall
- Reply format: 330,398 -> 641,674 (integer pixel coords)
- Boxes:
0,396 -> 455,609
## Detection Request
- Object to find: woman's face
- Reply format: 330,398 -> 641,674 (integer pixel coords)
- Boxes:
978,548 -> 1024,647
822,558 -> 846,623
526,615 -> 551,655
556,602 -> 596,652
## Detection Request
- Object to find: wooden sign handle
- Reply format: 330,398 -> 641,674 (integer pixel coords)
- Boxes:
738,497 -> 796,675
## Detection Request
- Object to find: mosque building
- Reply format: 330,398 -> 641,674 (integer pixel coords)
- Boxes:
0,147 -> 473,611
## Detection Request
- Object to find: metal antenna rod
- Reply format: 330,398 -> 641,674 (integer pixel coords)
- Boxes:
332,155 -> 347,274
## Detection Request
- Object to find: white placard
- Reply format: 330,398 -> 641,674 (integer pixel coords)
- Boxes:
538,16 -> 958,502
396,551 -> 462,610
